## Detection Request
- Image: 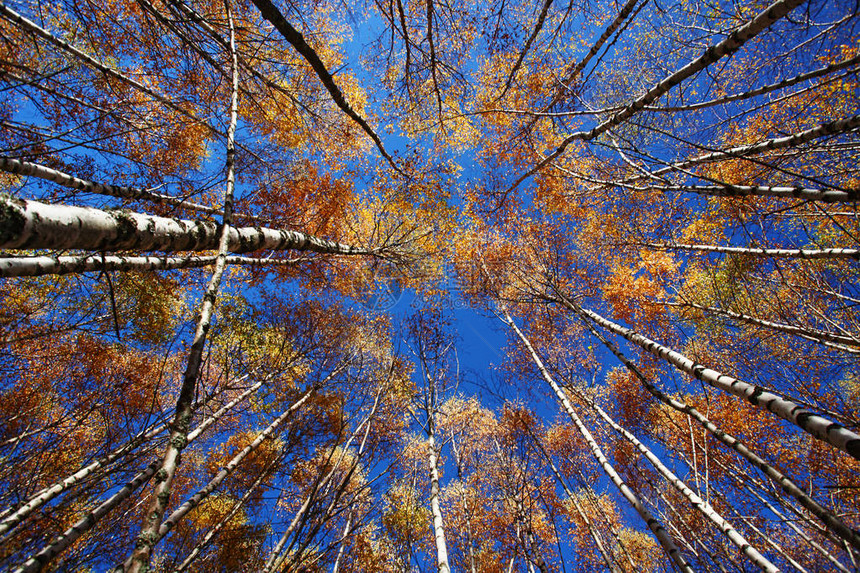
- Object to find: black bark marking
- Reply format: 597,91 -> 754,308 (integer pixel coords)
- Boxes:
0,197 -> 26,246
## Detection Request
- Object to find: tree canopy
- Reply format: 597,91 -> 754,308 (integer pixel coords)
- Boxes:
0,0 -> 858,571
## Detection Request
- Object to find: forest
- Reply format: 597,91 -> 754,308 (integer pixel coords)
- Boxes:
0,0 -> 858,570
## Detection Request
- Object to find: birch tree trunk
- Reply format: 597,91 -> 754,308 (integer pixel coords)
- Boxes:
410,323 -> 452,573
666,301 -> 860,349
0,157 -> 222,216
14,462 -> 161,573
121,385 -> 316,571
0,194 -> 371,255
571,387 -> 778,572
500,308 -> 694,573
645,114 -> 860,179
563,299 -> 860,461
0,377 -> 251,541
642,243 -> 860,260
329,513 -> 353,573
523,421 -> 619,572
511,496 -> 550,573
637,183 -> 858,203
174,460 -> 277,573
571,300 -> 860,550
0,254 -> 304,278
428,432 -> 452,573
126,12 -> 241,570
264,389 -> 380,573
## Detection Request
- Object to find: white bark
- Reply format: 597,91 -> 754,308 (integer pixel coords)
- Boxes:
265,390 -> 380,573
329,513 -> 353,573
573,302 -> 860,461
0,253 -> 304,277
127,20 -> 241,571
0,157 -> 221,216
0,195 -> 371,255
428,433 -> 451,573
411,333 -> 452,573
0,377 -> 254,541
173,464 -> 274,573
500,308 -> 694,573
14,461 -> 160,573
133,386 -> 314,563
574,308 -> 860,552
577,389 -> 778,572
641,183 -> 858,203
645,242 -> 860,261
559,161 -> 860,203
669,301 -> 860,351
263,493 -> 311,573
648,115 -> 860,178
0,254 -> 217,277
